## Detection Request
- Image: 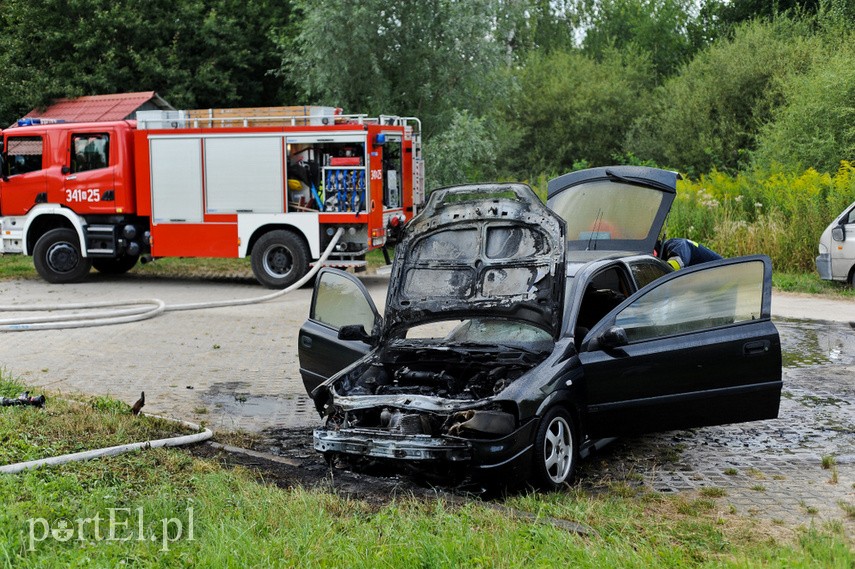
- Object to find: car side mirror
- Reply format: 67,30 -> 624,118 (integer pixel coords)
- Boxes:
61,165 -> 71,175
599,326 -> 628,349
831,225 -> 845,242
338,324 -> 374,344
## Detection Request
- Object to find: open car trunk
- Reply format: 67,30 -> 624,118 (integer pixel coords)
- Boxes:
547,166 -> 677,254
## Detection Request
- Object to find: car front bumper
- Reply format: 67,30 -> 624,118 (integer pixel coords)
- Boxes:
816,253 -> 832,280
314,418 -> 537,479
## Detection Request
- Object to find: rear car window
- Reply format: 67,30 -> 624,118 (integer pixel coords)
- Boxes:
549,180 -> 663,242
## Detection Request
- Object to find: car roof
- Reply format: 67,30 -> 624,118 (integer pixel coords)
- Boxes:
566,252 -> 666,278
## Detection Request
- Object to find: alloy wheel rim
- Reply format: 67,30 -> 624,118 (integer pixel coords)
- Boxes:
544,416 -> 573,484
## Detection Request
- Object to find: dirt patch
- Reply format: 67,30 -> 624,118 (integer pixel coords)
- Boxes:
190,431 -> 466,509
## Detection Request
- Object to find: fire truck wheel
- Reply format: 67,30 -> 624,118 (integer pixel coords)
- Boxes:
92,255 -> 139,275
33,228 -> 93,284
251,230 -> 309,289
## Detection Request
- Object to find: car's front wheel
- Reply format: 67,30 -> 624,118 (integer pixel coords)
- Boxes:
532,407 -> 578,491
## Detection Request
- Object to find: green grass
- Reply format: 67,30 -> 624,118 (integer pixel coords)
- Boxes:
0,253 -> 36,279
0,375 -> 853,567
0,373 -> 194,465
2,451 -> 853,568
773,272 -> 855,296
0,250 -> 396,281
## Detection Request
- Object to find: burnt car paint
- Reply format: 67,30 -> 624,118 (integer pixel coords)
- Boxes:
298,168 -> 783,489
383,183 -> 566,336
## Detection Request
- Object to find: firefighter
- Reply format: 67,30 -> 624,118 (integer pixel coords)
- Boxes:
656,238 -> 722,270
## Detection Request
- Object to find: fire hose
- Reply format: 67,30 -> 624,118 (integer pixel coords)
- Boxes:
0,230 -> 346,472
0,412 -> 212,474
0,228 -> 344,332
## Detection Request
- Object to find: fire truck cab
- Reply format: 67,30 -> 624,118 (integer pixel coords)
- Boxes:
0,108 -> 423,287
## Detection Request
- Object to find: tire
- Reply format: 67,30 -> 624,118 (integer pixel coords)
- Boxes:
531,407 -> 578,491
92,255 -> 139,275
251,230 -> 310,289
32,228 -> 92,284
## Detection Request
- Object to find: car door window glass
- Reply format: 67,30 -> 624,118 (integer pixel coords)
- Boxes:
615,261 -> 764,342
6,136 -> 43,175
71,133 -> 110,173
630,261 -> 670,288
312,271 -> 376,331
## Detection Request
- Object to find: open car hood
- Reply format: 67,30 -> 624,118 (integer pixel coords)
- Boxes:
547,166 -> 678,254
384,184 -> 566,337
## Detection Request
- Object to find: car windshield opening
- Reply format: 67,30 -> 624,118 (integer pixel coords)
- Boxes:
403,318 -> 553,350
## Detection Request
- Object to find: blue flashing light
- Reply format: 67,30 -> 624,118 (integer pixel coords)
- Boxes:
373,133 -> 386,146
15,118 -> 66,127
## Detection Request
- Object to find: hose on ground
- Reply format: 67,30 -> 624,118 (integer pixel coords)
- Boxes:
0,228 -> 344,332
0,415 -> 212,474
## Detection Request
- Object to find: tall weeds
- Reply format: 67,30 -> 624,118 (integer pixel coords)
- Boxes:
668,162 -> 855,272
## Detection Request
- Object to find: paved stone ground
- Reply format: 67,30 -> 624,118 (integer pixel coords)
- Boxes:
579,318 -> 855,532
0,272 -> 390,432
1,272 -> 853,532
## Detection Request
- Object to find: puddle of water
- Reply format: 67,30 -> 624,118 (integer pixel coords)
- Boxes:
202,382 -> 320,429
776,319 -> 855,369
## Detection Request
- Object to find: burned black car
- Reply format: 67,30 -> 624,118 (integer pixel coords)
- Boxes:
298,166 -> 782,490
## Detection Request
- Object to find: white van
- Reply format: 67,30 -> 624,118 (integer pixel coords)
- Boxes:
816,200 -> 855,286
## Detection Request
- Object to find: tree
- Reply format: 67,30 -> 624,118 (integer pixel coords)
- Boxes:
501,47 -> 654,177
753,36 -> 855,173
495,0 -> 579,58
711,0 -> 820,28
278,0 -> 506,138
624,19 -> 818,175
572,0 -> 707,79
425,111 -> 497,189
0,0 -> 295,124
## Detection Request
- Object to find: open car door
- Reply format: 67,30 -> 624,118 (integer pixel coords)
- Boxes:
298,269 -> 380,396
578,255 -> 782,438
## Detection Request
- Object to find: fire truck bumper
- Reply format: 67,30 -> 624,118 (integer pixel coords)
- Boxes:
0,217 -> 24,254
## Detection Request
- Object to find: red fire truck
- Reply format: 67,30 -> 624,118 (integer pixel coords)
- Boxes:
0,106 -> 423,287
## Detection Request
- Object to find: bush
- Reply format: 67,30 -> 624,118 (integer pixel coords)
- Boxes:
625,19 -> 818,176
500,47 -> 654,178
667,163 -> 855,272
752,35 -> 855,173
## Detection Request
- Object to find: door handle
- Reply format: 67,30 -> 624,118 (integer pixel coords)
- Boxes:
300,335 -> 312,348
65,175 -> 77,181
743,340 -> 770,355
